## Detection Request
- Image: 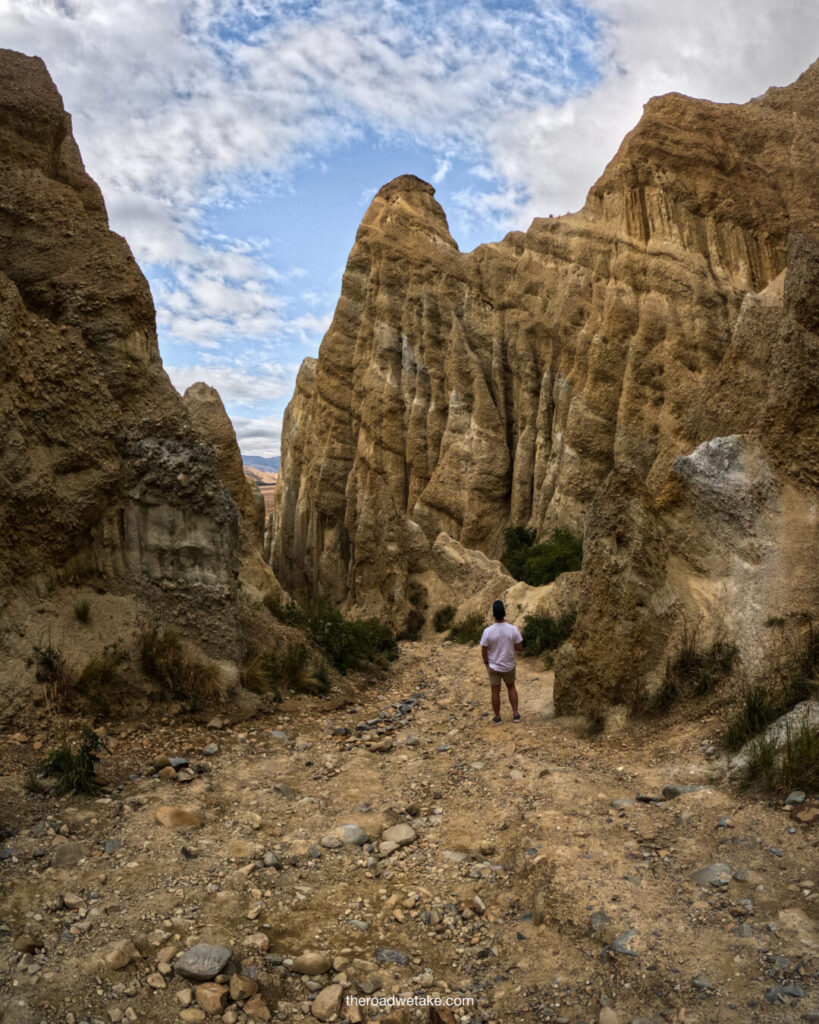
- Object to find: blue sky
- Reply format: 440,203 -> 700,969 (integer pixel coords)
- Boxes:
1,0 -> 816,455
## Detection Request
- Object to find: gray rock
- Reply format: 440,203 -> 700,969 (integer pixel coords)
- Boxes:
340,824 -> 369,846
375,948 -> 409,966
274,784 -> 296,799
382,823 -> 417,846
174,943 -> 232,982
103,839 -> 123,855
692,977 -> 713,991
269,731 -> 289,742
203,743 -> 218,756
168,757 -> 189,768
785,790 -> 806,805
263,851 -> 281,868
661,784 -> 706,800
590,910 -> 611,935
611,930 -> 639,957
690,862 -> 732,887
348,920 -> 369,932
53,842 -> 90,868
764,983 -> 805,1003
321,836 -> 342,849
610,799 -> 634,810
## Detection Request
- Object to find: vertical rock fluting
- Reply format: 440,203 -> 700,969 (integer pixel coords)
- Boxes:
272,63 -> 818,633
0,51 -> 245,654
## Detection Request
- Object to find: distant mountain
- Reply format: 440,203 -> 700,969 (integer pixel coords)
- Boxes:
242,454 -> 281,472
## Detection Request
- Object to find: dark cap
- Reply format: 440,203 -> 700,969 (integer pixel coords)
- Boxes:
492,600 -> 505,620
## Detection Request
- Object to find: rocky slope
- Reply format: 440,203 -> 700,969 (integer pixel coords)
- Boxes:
271,63 -> 819,704
1,639 -> 817,1023
0,50 -> 271,714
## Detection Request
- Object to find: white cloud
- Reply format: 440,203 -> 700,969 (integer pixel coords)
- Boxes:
231,414 -> 284,457
167,362 -> 299,405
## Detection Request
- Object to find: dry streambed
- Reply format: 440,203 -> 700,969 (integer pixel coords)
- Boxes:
1,641 -> 817,1024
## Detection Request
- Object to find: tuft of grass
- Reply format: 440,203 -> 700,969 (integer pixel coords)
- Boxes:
139,626 -> 223,711
399,608 -> 425,642
521,610 -> 576,656
633,619 -> 737,716
502,526 -> 583,587
35,729 -> 108,796
28,643 -> 76,712
264,594 -> 397,674
737,713 -> 819,794
433,605 -> 457,633
448,612 -> 486,646
73,600 -> 90,624
74,646 -> 128,718
726,614 -> 818,751
585,704 -> 607,736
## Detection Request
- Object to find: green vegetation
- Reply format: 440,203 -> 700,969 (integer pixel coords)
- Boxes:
502,526 -> 583,587
242,641 -> 330,697
139,626 -> 224,710
35,729 -> 108,796
726,614 -> 818,751
73,646 -> 128,717
433,605 -> 457,633
737,714 -> 819,794
448,612 -> 486,645
633,619 -> 738,716
73,600 -> 90,624
521,610 -> 576,656
264,594 -> 397,674
398,581 -> 427,642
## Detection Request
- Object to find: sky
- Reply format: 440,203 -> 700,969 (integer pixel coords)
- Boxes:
1,1 -> 816,457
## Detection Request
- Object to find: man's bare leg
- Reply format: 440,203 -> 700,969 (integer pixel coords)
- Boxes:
506,682 -> 519,717
491,684 -> 502,720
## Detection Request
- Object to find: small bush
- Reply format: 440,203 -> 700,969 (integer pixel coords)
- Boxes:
521,610 -> 576,656
725,614 -> 818,750
738,714 -> 819,794
634,620 -> 737,716
243,642 -> 312,696
448,613 -> 486,645
35,729 -> 108,796
28,643 -> 76,712
265,594 -> 397,674
585,704 -> 607,736
139,627 -> 223,710
433,605 -> 456,632
73,600 -> 90,624
399,607 -> 426,642
502,527 -> 583,586
74,646 -> 128,718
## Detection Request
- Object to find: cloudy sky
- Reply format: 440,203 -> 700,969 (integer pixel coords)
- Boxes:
1,1 -> 816,456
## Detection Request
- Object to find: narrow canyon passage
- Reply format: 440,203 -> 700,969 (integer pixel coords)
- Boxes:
2,639 -> 816,1023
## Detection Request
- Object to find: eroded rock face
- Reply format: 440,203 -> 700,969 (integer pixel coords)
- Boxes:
272,65 -> 818,637
0,50 -> 248,704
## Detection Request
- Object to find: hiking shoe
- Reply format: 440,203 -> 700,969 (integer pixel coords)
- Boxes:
492,716 -> 502,724
513,714 -> 521,722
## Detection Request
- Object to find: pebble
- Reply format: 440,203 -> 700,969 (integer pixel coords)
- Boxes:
195,983 -> 228,1014
104,939 -> 138,970
339,824 -> 369,845
229,974 -> 259,1000
375,947 -> 409,966
243,993 -> 271,1020
310,984 -> 343,1021
291,951 -> 331,975
382,824 -> 417,846
203,743 -> 218,756
174,943 -> 232,982
599,1009 -> 619,1024
690,862 -> 732,887
785,790 -> 806,806
662,784 -> 705,799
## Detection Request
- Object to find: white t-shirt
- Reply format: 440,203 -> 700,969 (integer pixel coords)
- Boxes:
480,621 -> 523,673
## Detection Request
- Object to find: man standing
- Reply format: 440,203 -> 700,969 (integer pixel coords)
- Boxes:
480,600 -> 523,723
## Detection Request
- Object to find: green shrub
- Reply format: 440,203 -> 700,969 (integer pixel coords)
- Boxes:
502,527 -> 582,586
725,615 -> 818,750
521,610 -> 576,656
35,729 -> 108,796
448,612 -> 486,645
737,714 -> 819,794
73,600 -> 90,624
243,641 -> 315,696
634,620 -> 738,716
265,594 -> 397,674
28,643 -> 76,712
433,605 -> 456,632
139,627 -> 223,710
74,646 -> 128,718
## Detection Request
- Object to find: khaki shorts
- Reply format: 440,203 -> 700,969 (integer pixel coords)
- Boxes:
487,666 -> 516,687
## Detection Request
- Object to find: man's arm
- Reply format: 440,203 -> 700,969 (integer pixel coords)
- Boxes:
514,641 -> 523,652
481,644 -> 489,666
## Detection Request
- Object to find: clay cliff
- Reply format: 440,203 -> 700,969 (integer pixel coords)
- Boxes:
272,62 -> 819,704
0,50 -> 270,712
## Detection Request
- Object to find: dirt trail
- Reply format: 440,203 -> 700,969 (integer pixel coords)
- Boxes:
1,640 -> 817,1024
